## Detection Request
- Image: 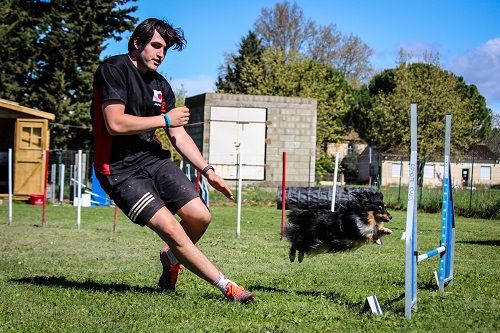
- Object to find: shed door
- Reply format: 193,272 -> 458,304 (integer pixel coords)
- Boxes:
209,107 -> 266,180
14,119 -> 47,195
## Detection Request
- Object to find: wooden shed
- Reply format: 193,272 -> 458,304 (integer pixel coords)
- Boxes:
0,98 -> 55,199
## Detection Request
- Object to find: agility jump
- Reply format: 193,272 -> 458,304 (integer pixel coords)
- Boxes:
405,103 -> 456,318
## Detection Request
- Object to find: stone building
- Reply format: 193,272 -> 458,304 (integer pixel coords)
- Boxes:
185,93 -> 317,187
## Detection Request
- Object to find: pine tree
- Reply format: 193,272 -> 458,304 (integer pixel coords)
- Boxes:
0,0 -> 138,149
215,31 -> 265,94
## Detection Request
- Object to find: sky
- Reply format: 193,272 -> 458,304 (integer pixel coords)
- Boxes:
103,0 -> 500,116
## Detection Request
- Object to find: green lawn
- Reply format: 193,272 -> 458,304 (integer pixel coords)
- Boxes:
0,202 -> 498,332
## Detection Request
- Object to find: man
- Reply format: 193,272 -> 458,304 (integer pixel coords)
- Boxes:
91,18 -> 253,303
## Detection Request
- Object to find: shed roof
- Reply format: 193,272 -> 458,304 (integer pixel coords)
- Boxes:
0,98 -> 55,120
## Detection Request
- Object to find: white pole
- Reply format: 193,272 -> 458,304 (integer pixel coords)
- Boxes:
50,164 -> 56,204
405,103 -> 419,318
77,150 -> 82,229
331,152 -> 340,212
236,152 -> 243,239
59,164 -> 65,203
369,147 -> 372,186
8,148 -> 13,226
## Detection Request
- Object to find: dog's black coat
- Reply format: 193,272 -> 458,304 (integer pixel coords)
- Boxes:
284,187 -> 392,262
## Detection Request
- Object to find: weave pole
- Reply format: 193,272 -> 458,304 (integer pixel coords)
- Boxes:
280,151 -> 287,239
405,103 -> 419,318
438,115 -> 455,291
330,152 -> 339,212
42,150 -> 49,227
236,152 -> 243,239
76,150 -> 82,230
405,105 -> 456,318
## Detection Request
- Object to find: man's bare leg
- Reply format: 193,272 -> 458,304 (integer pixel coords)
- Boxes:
147,206 -> 253,302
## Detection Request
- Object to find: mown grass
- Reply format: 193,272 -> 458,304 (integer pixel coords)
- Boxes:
0,201 -> 499,332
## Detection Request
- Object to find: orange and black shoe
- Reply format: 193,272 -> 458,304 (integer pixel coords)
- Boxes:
158,251 -> 182,291
225,283 -> 254,303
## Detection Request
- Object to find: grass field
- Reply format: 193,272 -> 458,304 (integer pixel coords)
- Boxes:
0,202 -> 499,332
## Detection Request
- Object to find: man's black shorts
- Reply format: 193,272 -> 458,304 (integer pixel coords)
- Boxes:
96,159 -> 199,226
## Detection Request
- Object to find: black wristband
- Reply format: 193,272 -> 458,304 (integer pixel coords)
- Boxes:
201,165 -> 215,176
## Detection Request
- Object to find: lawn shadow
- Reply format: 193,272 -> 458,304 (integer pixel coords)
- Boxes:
458,240 -> 500,246
249,284 -> 363,310
10,275 -> 158,293
249,285 -> 420,316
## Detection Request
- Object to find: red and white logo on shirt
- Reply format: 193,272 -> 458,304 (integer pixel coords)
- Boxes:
152,90 -> 162,103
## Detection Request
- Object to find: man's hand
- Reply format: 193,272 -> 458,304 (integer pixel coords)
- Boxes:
166,106 -> 190,127
205,171 -> 234,202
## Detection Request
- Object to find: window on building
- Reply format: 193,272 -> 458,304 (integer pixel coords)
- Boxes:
480,166 -> 491,180
347,142 -> 354,154
21,126 -> 42,149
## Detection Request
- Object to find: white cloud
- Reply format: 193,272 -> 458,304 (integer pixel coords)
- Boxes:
448,38 -> 500,111
169,75 -> 215,98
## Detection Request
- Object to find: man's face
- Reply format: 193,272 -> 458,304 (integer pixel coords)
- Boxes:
135,30 -> 167,72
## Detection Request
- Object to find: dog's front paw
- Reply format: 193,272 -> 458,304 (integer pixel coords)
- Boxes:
298,252 -> 304,263
379,227 -> 393,234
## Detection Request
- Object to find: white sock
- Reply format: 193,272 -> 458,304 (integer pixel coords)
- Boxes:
214,273 -> 234,293
166,250 -> 179,265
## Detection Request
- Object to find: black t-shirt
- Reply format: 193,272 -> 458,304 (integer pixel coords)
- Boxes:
91,54 -> 175,181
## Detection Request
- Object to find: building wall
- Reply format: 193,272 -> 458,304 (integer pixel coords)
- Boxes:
381,159 -> 500,187
185,93 -> 317,187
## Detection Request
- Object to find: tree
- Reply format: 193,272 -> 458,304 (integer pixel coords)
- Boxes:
253,1 -> 373,86
353,62 -> 492,185
215,31 -> 265,94
253,1 -> 313,59
340,150 -> 360,182
485,114 -> 500,156
0,0 -> 44,102
0,0 -> 138,149
218,48 -> 354,179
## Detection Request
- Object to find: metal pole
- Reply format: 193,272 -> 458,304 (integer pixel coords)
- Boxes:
331,152 -> 339,212
77,150 -> 82,229
42,150 -> 49,227
405,103 -> 418,318
369,147 -> 372,186
59,164 -> 65,203
236,152 -> 243,239
8,148 -> 13,226
439,114 -> 455,291
398,156 -> 403,203
281,152 -> 287,239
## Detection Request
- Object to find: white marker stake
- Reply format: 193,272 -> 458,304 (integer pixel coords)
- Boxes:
236,152 -> 243,239
331,152 -> 339,212
76,150 -> 82,229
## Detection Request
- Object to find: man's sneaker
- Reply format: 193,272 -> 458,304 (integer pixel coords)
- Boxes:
225,283 -> 254,303
158,251 -> 182,291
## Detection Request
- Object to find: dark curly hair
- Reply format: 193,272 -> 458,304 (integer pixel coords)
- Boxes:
128,18 -> 186,53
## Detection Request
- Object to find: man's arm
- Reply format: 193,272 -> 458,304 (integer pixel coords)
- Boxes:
101,101 -> 190,135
